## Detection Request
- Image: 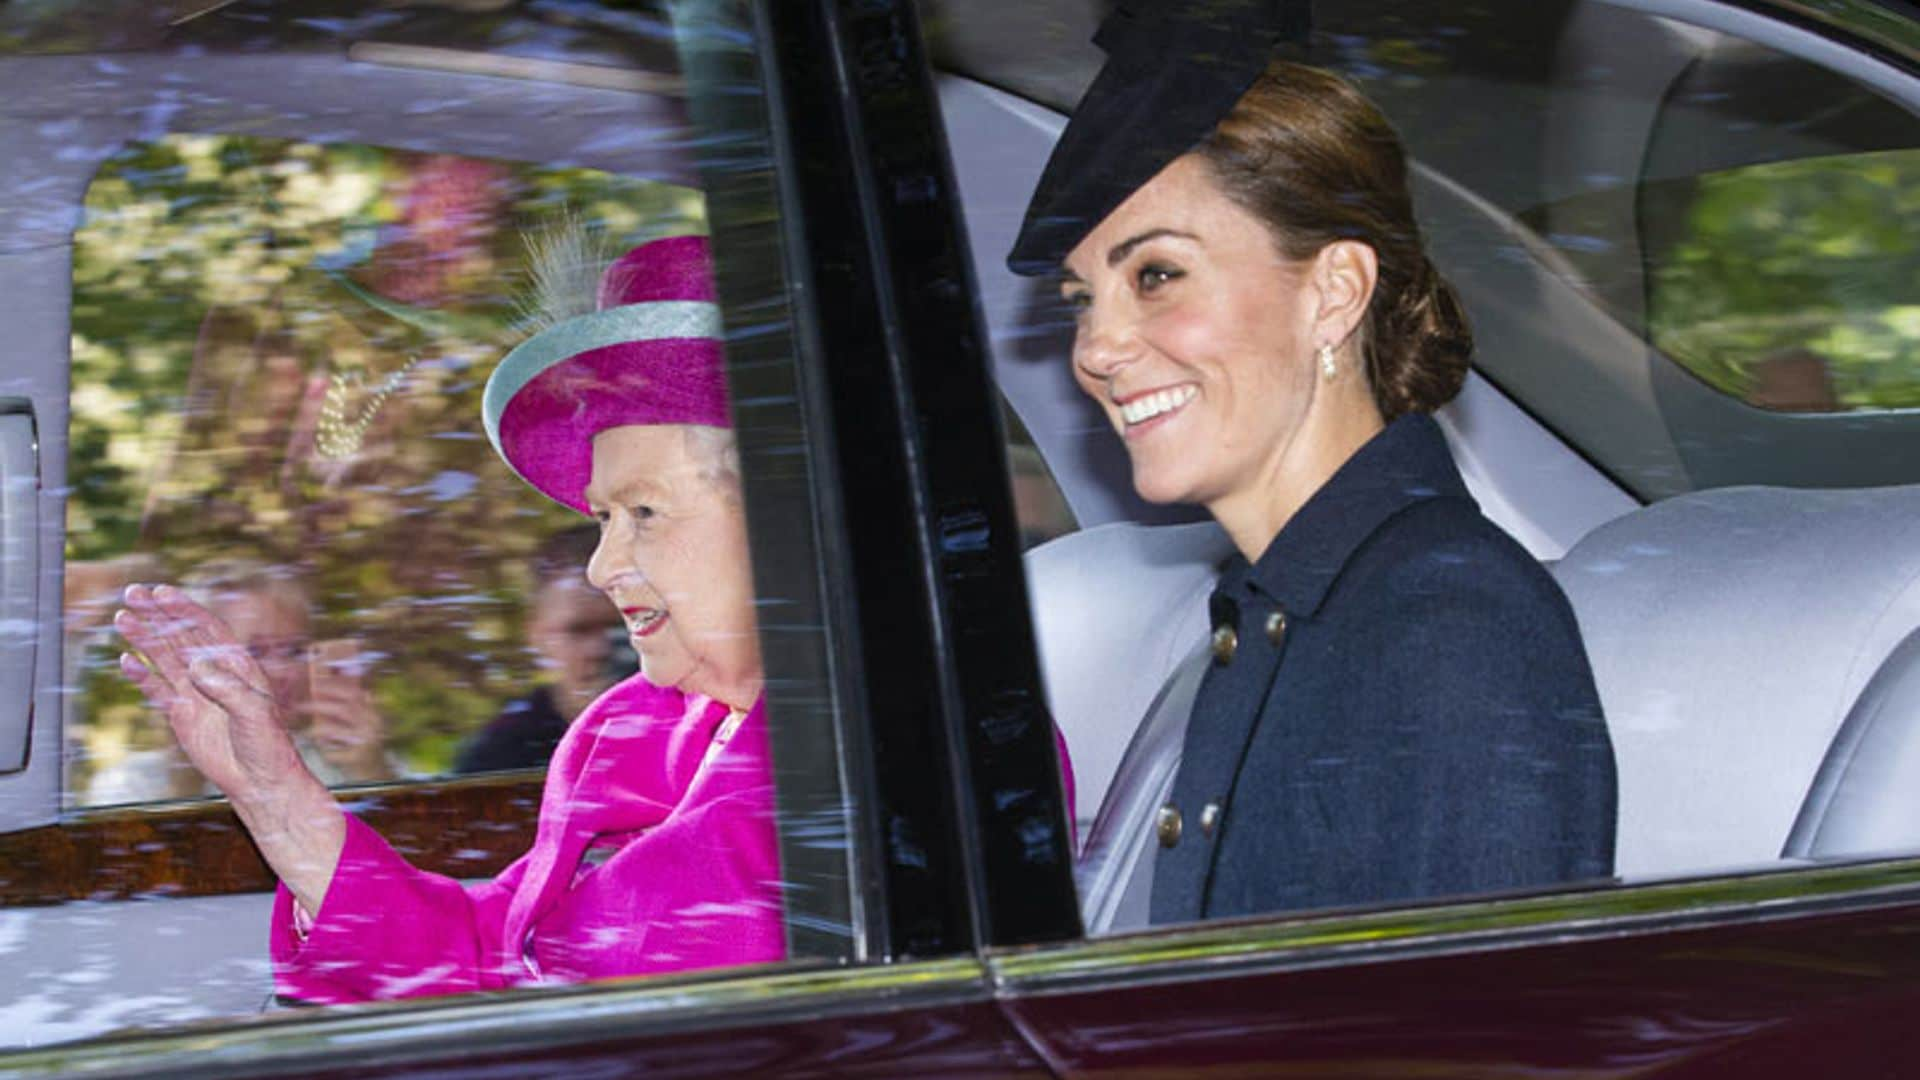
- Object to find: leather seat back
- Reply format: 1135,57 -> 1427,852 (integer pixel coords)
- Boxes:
1552,484 -> 1920,878
1024,520 -> 1233,838
1073,645 -> 1207,934
1785,625 -> 1920,860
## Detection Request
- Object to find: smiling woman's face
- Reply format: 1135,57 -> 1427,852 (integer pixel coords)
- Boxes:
583,424 -> 761,708
1061,154 -> 1322,511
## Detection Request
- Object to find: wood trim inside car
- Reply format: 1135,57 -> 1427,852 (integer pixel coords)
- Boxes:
0,772 -> 542,906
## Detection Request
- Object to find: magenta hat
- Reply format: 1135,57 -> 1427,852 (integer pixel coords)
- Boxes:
483,235 -> 730,515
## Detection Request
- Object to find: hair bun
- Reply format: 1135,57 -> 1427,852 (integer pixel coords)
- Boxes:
1370,254 -> 1472,420
1197,62 -> 1474,420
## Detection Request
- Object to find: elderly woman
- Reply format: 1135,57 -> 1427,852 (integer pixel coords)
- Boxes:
1012,7 -> 1616,922
115,235 -> 785,1002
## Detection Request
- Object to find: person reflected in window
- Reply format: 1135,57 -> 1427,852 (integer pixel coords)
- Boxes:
115,236 -> 789,1002
88,558 -> 395,805
453,526 -> 623,775
1009,19 -> 1616,921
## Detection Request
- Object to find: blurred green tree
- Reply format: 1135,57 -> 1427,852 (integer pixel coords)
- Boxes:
1648,149 -> 1920,412
68,133 -> 706,796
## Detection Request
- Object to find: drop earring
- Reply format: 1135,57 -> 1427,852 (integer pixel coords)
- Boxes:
1318,343 -> 1338,381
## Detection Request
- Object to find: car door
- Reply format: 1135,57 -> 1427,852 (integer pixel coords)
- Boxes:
0,0 -> 1078,1073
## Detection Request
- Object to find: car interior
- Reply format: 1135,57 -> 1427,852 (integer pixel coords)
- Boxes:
2,0 -> 1919,1049
935,0 -> 1920,929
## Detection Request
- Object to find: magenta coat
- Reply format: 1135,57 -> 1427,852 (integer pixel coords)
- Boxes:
271,673 -> 1078,1004
270,675 -> 785,1003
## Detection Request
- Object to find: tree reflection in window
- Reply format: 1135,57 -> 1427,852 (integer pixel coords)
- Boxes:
66,134 -> 704,803
1645,149 -> 1920,414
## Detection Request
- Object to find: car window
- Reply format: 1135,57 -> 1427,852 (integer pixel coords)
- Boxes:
0,0 -> 866,1048
1336,0 -> 1920,499
64,135 -> 690,805
1515,43 -> 1920,420
1641,150 -> 1920,414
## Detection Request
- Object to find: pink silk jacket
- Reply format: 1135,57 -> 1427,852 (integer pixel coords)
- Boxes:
271,673 -> 1078,1005
271,675 -> 784,1004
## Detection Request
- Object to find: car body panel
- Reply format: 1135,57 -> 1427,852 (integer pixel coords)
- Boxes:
0,960 -> 1050,1079
1002,901 -> 1920,1077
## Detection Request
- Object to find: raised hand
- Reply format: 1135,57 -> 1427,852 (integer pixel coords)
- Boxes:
115,583 -> 344,913
115,584 -> 308,804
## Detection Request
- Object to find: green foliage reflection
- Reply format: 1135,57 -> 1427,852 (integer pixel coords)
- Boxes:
1527,148 -> 1920,415
67,134 -> 705,799
1648,149 -> 1920,413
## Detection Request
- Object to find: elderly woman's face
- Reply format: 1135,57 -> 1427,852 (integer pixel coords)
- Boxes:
1060,154 -> 1320,509
583,424 -> 760,705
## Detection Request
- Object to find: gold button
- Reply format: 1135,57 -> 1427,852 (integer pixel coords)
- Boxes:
1156,802 -> 1183,848
1265,610 -> 1288,647
1199,800 -> 1224,836
1211,624 -> 1238,665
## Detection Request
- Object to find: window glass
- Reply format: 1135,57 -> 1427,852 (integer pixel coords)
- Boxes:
1346,0 -> 1920,498
66,136 -> 692,804
1536,149 -> 1920,415
0,0 -> 861,1048
1000,401 -> 1076,550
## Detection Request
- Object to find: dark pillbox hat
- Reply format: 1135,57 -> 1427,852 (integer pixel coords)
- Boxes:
1006,0 -> 1312,277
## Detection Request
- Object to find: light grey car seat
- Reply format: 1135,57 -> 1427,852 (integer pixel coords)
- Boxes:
1784,624 -> 1920,860
1552,484 -> 1920,878
1041,483 -> 1920,933
1024,520 -> 1227,934
1024,520 -> 1233,839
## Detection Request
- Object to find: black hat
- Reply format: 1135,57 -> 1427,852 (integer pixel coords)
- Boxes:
1006,0 -> 1311,276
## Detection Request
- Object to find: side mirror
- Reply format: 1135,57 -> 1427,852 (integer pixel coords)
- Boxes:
0,399 -> 39,776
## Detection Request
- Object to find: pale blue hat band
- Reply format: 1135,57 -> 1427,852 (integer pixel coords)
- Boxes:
482,300 -> 723,455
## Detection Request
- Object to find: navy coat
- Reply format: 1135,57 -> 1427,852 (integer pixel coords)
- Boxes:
1151,414 -> 1617,924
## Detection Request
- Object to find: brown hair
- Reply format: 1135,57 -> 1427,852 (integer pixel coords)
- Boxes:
1197,61 -> 1472,419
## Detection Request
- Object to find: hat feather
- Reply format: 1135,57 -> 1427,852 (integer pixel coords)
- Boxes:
514,215 -> 611,333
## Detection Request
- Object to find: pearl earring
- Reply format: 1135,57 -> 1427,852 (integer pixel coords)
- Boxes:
1318,343 -> 1338,381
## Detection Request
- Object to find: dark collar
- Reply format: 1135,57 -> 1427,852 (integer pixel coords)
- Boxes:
1219,413 -> 1473,617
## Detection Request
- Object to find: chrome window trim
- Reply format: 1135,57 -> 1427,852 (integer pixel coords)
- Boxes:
0,399 -> 38,777
1612,0 -> 1920,98
1750,0 -> 1920,64
988,857 -> 1920,994
0,957 -> 989,1080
